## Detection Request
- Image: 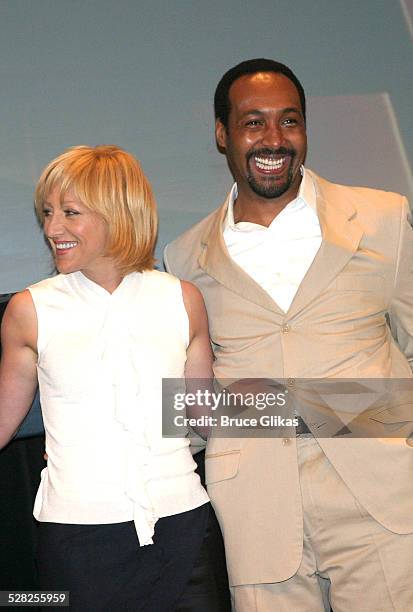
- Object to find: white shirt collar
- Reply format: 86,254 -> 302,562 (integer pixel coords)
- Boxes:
225,166 -> 317,231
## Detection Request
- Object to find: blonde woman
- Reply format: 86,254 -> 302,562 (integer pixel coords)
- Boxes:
0,145 -> 212,611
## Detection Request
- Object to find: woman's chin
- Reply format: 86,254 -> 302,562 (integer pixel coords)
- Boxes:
54,260 -> 79,275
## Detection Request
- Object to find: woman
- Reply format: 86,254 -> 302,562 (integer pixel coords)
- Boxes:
0,145 -> 213,610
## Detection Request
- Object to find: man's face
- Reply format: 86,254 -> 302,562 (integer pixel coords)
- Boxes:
216,72 -> 307,202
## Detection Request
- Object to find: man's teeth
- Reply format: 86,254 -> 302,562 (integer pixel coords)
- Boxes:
56,242 -> 77,250
255,156 -> 286,170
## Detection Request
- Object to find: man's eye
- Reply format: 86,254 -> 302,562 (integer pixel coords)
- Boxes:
245,120 -> 262,127
282,118 -> 298,127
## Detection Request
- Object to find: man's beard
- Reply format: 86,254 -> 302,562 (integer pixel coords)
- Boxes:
246,147 -> 296,199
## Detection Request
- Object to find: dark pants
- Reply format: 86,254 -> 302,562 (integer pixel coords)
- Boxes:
175,503 -> 231,612
37,504 -> 209,612
175,451 -> 231,612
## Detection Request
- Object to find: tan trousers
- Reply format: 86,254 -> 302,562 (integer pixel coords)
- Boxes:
231,436 -> 413,612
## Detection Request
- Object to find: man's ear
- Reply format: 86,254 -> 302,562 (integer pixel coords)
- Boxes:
215,119 -> 227,153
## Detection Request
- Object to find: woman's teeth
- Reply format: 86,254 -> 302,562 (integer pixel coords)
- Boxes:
56,242 -> 78,250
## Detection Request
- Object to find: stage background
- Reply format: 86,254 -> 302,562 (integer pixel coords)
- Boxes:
1,1 -> 412,599
0,0 -> 412,292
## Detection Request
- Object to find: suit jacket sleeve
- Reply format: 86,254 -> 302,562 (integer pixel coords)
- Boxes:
388,197 -> 413,371
163,245 -> 171,273
163,244 -> 177,275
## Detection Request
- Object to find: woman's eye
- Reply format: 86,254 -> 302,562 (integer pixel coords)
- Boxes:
64,210 -> 80,216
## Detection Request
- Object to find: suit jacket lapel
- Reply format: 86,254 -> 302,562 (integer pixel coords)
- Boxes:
287,172 -> 364,318
198,197 -> 285,315
198,173 -> 364,319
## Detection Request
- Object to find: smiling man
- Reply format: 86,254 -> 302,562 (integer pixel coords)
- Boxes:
164,59 -> 413,611
215,69 -> 306,222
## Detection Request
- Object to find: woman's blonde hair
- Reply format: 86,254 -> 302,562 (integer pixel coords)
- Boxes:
35,145 -> 158,273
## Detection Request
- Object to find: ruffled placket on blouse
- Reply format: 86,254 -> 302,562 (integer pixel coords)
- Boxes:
83,272 -> 158,546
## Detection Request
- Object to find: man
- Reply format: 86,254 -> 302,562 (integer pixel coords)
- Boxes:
164,59 -> 413,611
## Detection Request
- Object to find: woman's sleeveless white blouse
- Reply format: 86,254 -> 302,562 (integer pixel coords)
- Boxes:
29,270 -> 208,545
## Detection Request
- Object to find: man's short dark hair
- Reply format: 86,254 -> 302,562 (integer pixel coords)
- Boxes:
214,58 -> 306,127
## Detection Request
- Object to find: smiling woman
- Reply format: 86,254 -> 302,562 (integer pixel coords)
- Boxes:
34,145 -> 157,289
0,145 -> 214,611
41,189 -> 110,281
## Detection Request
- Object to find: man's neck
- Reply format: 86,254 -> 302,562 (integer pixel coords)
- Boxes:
233,179 -> 302,227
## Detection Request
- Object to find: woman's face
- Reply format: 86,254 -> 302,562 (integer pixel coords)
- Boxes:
42,187 -> 110,279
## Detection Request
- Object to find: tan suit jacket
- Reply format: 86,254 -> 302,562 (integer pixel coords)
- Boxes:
164,170 -> 413,586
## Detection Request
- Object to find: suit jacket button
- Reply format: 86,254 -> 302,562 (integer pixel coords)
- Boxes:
282,438 -> 291,445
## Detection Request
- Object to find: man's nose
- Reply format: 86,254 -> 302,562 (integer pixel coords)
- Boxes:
261,123 -> 284,148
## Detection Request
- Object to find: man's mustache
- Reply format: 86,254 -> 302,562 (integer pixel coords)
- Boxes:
246,147 -> 295,162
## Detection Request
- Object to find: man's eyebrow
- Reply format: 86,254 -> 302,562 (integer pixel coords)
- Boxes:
280,107 -> 302,115
239,106 -> 302,117
240,109 -> 265,116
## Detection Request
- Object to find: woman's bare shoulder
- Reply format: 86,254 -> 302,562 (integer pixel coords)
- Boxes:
179,280 -> 205,311
2,290 -> 37,349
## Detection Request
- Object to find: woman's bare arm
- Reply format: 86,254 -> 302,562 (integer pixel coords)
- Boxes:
0,291 -> 38,448
181,281 -> 214,439
181,280 -> 214,380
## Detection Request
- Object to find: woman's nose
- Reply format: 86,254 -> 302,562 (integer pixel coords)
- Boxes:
45,213 -> 64,238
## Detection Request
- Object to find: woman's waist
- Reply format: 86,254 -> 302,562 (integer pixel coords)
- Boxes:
43,441 -> 199,488
35,465 -> 207,520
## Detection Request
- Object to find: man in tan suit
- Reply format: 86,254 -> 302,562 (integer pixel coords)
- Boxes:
164,59 -> 413,611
